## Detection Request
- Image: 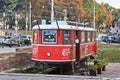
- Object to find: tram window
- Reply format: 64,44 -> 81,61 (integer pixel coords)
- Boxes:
33,31 -> 38,44
63,31 -> 70,44
42,30 -> 57,44
88,32 -> 92,42
81,31 -> 85,43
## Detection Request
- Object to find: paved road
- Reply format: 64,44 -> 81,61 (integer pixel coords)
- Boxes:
0,47 -> 16,54
0,63 -> 120,80
0,73 -> 109,80
0,46 -> 31,54
98,63 -> 120,78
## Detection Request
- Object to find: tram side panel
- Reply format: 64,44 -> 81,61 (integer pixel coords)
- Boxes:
79,42 -> 96,59
79,31 -> 97,59
57,30 -> 63,44
32,30 -> 42,44
32,45 -> 75,62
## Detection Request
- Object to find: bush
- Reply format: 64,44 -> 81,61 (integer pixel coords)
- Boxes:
89,65 -> 98,71
97,59 -> 108,69
89,59 -> 108,70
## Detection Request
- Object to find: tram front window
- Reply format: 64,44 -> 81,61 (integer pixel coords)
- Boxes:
42,30 -> 57,44
63,31 -> 70,44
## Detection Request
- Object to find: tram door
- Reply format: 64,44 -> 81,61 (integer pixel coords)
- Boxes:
75,31 -> 80,62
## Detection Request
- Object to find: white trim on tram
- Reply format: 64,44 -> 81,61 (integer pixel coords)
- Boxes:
32,58 -> 76,62
32,42 -> 95,46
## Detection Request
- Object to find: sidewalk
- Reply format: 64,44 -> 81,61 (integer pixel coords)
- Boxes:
98,63 -> 120,78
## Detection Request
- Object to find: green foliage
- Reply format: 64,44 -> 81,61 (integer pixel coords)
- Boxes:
1,0 -> 120,31
3,0 -> 18,13
15,0 -> 25,12
30,66 -> 43,73
112,9 -> 120,21
89,65 -> 98,71
89,59 -> 108,71
0,0 -> 5,12
18,18 -> 26,29
83,0 -> 100,14
97,59 -> 108,69
1,0 -> 25,13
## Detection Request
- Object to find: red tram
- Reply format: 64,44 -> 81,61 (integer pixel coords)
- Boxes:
32,21 -> 98,73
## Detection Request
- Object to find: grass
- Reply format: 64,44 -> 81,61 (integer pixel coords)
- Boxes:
99,43 -> 120,49
103,49 -> 120,63
23,31 -> 32,35
98,42 -> 120,63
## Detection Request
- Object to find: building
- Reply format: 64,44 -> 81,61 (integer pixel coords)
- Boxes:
112,19 -> 120,35
0,30 -> 5,35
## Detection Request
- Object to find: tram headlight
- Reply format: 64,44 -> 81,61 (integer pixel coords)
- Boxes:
47,52 -> 51,57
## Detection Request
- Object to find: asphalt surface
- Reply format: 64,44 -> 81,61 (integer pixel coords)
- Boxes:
0,46 -> 31,54
0,73 -> 108,80
0,47 -> 16,54
98,63 -> 120,78
0,63 -> 120,80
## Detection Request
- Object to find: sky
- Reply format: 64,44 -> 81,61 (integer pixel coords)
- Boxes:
96,0 -> 120,9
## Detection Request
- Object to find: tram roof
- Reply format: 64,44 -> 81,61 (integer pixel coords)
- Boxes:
32,21 -> 95,31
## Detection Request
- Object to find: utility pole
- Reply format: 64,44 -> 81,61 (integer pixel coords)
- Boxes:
29,0 -> 32,31
63,9 -> 67,21
3,12 -> 5,29
26,13 -> 28,35
93,0 -> 96,29
15,13 -> 18,36
51,0 -> 54,24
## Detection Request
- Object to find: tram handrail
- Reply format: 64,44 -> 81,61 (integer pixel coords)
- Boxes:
66,21 -> 90,27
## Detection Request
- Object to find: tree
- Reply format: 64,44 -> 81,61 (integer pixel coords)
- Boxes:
83,0 -> 95,26
95,4 -> 107,32
1,0 -> 19,29
112,9 -> 120,21
0,0 -> 5,12
3,0 -> 18,13
105,12 -> 114,28
1,0 -> 116,32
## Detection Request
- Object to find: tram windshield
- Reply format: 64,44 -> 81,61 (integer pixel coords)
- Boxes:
42,30 -> 57,44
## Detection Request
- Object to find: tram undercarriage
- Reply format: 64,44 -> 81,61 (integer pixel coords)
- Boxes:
34,55 -> 97,75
